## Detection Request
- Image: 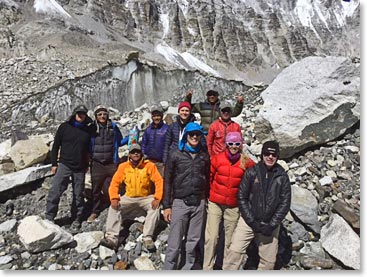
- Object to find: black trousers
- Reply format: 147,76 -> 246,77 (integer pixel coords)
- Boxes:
90,161 -> 118,214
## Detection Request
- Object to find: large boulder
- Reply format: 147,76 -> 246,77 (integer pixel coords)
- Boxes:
255,56 -> 360,159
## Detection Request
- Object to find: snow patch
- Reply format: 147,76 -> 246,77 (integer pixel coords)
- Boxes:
177,0 -> 190,18
34,0 -> 71,18
155,43 -> 221,77
295,0 -> 314,28
160,13 -> 170,39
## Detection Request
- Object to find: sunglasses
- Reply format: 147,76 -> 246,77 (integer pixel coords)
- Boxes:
188,131 -> 202,137
263,152 -> 278,157
97,112 -> 108,117
221,108 -> 231,113
207,92 -> 217,96
130,150 -> 142,155
227,142 -> 241,147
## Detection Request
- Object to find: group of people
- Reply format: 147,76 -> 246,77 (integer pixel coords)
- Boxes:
45,89 -> 291,270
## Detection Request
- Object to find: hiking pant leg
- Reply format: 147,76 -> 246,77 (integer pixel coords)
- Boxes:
45,163 -> 72,220
70,170 -> 85,221
222,217 -> 254,270
257,225 -> 280,270
164,199 -> 190,270
91,161 -> 105,214
223,206 -> 240,256
203,200 -> 222,270
139,195 -> 160,239
182,199 -> 206,270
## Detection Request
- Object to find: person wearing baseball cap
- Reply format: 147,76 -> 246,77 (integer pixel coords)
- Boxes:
46,104 -> 93,233
223,140 -> 291,270
101,142 -> 163,252
141,104 -> 169,177
185,89 -> 244,131
87,104 -> 129,224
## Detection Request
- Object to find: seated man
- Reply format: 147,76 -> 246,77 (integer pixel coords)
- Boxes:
100,144 -> 163,251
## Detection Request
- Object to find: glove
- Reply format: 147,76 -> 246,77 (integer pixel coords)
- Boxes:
248,221 -> 261,233
260,223 -> 275,236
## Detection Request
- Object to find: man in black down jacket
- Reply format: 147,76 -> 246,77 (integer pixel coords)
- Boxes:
45,105 -> 93,232
223,140 -> 291,270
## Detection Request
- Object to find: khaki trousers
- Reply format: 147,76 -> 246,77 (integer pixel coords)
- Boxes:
203,200 -> 240,270
105,195 -> 160,244
223,217 -> 280,270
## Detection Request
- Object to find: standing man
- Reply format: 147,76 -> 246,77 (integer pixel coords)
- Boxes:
141,104 -> 169,177
185,89 -> 244,131
223,141 -> 291,270
100,144 -> 163,252
87,105 -> 128,224
163,122 -> 210,270
206,101 -> 242,156
45,104 -> 93,232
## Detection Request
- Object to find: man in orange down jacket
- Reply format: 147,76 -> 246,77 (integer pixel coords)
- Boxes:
100,143 -> 163,252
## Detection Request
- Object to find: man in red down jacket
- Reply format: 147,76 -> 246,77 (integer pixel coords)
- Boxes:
206,101 -> 241,156
203,132 -> 256,270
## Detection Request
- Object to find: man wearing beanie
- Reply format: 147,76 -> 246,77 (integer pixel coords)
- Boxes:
87,104 -> 129,224
163,122 -> 210,270
162,101 -> 196,164
185,89 -> 244,131
45,104 -> 94,233
206,101 -> 242,156
223,140 -> 291,270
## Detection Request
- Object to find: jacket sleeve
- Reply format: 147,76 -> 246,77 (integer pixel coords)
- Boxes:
150,163 -> 163,201
231,101 -> 244,117
209,155 -> 218,185
269,173 -> 292,227
206,125 -> 215,156
114,126 -> 127,147
238,169 -> 256,225
162,152 -> 175,209
109,163 -> 126,201
51,124 -> 63,166
141,128 -> 149,155
163,125 -> 173,164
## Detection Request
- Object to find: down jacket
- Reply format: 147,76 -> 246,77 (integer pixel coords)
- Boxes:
162,148 -> 210,209
109,158 -> 163,201
238,162 -> 291,229
209,150 -> 256,207
141,121 -> 169,162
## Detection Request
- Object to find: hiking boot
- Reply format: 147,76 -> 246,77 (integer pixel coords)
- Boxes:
69,220 -> 81,234
143,238 -> 156,252
87,213 -> 98,224
100,238 -> 118,250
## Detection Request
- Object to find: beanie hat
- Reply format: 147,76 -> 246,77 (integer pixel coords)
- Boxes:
261,140 -> 280,156
206,90 -> 219,96
94,104 -> 108,115
225,132 -> 243,145
73,104 -> 88,115
178,122 -> 207,151
178,101 -> 191,112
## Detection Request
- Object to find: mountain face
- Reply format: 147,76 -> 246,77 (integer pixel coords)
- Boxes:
0,0 -> 360,84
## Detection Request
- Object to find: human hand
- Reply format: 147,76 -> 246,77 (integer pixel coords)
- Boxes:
186,89 -> 193,97
151,199 -> 160,210
237,94 -> 244,104
163,208 -> 172,223
111,199 -> 120,210
260,223 -> 275,236
51,166 -> 57,175
249,220 -> 261,233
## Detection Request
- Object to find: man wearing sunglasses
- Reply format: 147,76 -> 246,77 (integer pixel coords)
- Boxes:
185,89 -> 244,131
206,101 -> 242,156
87,105 -> 128,224
223,140 -> 291,270
163,122 -> 210,270
101,144 -> 163,252
46,104 -> 94,233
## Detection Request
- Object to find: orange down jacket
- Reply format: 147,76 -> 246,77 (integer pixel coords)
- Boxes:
109,158 -> 163,201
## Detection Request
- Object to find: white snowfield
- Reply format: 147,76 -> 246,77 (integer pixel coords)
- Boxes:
34,0 -> 71,18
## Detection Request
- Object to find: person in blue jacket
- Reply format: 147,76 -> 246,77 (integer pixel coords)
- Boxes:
87,105 -> 128,223
141,104 -> 169,177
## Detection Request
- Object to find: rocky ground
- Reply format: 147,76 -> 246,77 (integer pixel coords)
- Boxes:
0,91 -> 360,270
